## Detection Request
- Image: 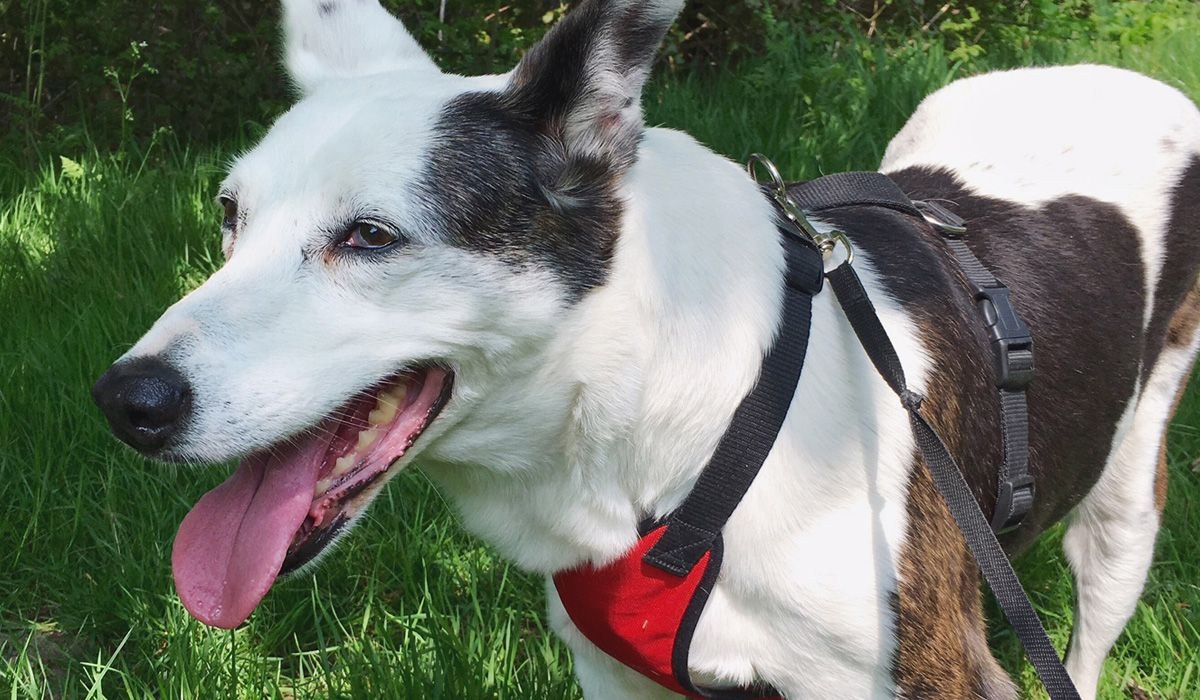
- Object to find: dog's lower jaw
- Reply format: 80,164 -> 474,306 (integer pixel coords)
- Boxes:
417,368 -> 647,573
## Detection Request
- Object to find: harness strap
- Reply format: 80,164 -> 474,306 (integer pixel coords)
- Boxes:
826,261 -> 1080,700
934,211 -> 1035,532
644,231 -> 825,577
587,168 -> 1060,698
788,171 -> 922,218
791,173 -> 1035,532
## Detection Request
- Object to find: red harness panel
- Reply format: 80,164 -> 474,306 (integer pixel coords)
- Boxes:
553,526 -> 711,697
555,527 -> 780,698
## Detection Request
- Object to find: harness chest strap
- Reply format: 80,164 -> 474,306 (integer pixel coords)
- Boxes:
554,229 -> 823,700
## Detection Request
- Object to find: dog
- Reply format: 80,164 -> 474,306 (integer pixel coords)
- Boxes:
91,0 -> 1200,697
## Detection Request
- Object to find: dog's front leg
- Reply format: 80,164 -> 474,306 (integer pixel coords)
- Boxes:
547,579 -> 686,700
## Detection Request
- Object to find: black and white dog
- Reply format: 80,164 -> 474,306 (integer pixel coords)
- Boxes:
92,0 -> 1200,697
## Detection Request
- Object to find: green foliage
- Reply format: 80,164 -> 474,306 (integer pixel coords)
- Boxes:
2,0 -> 1196,158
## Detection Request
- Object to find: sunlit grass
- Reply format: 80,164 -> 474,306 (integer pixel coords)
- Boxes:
3,10 -> 1199,698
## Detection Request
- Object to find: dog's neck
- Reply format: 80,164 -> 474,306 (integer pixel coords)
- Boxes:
420,127 -> 924,575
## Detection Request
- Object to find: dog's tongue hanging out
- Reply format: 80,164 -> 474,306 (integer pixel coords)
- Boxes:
171,368 -> 450,629
172,438 -> 325,628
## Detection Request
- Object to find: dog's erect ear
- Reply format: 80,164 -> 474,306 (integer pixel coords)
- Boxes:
281,0 -> 439,94
505,0 -> 684,175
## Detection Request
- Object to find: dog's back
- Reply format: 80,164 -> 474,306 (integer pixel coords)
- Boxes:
857,65 -> 1200,698
874,65 -> 1200,535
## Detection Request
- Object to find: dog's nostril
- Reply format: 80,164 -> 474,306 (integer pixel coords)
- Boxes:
93,356 -> 192,453
123,374 -> 189,430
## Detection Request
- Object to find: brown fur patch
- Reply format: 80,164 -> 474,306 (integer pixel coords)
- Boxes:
894,455 -> 1017,699
1155,364 -> 1195,512
894,317 -> 1016,698
1155,442 -> 1171,514
1166,280 -> 1200,347
1156,280 -> 1200,512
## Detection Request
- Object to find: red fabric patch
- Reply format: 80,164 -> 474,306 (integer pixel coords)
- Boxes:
553,526 -> 708,697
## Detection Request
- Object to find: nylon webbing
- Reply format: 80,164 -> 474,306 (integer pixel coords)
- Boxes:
787,172 -> 922,218
643,230 -> 825,576
638,167 -> 1066,697
789,175 -> 1035,532
827,262 -> 1079,700
944,236 -> 1035,532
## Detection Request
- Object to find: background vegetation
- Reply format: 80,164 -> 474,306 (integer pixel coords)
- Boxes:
4,0 -> 1198,154
2,0 -> 1199,698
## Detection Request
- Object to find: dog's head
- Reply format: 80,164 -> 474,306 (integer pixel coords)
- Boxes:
92,0 -> 684,629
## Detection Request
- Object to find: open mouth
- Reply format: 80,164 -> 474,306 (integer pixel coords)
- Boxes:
170,366 -> 453,629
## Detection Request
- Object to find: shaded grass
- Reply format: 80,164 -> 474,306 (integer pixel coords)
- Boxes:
3,11 -> 1200,699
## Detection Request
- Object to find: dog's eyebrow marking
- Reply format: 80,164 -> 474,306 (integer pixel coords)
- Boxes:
317,1 -> 337,17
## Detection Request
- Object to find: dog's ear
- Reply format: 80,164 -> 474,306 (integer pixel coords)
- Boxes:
504,0 -> 684,179
281,0 -> 439,95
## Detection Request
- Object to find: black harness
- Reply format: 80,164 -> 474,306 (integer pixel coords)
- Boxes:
559,160 -> 1080,699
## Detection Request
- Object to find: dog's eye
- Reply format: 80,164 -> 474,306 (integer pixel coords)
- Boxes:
342,222 -> 400,250
219,196 -> 238,230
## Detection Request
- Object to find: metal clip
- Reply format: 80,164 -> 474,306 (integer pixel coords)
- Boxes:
747,154 -> 854,267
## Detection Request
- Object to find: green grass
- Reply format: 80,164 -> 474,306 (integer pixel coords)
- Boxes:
3,12 -> 1200,700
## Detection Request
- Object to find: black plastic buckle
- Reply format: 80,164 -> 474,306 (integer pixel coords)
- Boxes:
976,286 -> 1034,391
992,474 -> 1035,533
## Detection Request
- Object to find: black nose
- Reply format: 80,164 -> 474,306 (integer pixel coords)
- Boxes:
93,356 -> 192,453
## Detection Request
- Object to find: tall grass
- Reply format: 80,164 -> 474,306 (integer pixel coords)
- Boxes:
2,9 -> 1200,699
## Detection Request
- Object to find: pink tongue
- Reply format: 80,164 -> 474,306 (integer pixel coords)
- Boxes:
172,435 -> 326,629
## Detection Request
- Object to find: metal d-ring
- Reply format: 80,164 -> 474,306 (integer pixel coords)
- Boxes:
747,153 -> 855,267
821,231 -> 855,270
747,153 -> 787,193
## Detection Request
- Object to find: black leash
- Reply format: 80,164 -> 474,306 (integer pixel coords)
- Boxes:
792,170 -> 1078,699
826,262 -> 1079,700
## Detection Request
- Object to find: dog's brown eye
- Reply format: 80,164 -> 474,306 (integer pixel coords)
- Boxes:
219,196 -> 238,230
343,222 -> 399,250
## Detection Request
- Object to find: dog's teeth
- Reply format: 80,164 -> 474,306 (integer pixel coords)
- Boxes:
333,454 -> 356,476
369,401 -> 398,426
356,428 -> 380,450
369,386 -> 406,425
315,477 -> 333,495
386,385 -> 408,405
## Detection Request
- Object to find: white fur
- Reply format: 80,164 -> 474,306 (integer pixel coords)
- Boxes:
1063,327 -> 1200,698
282,0 -> 438,94
119,3 -> 1200,698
